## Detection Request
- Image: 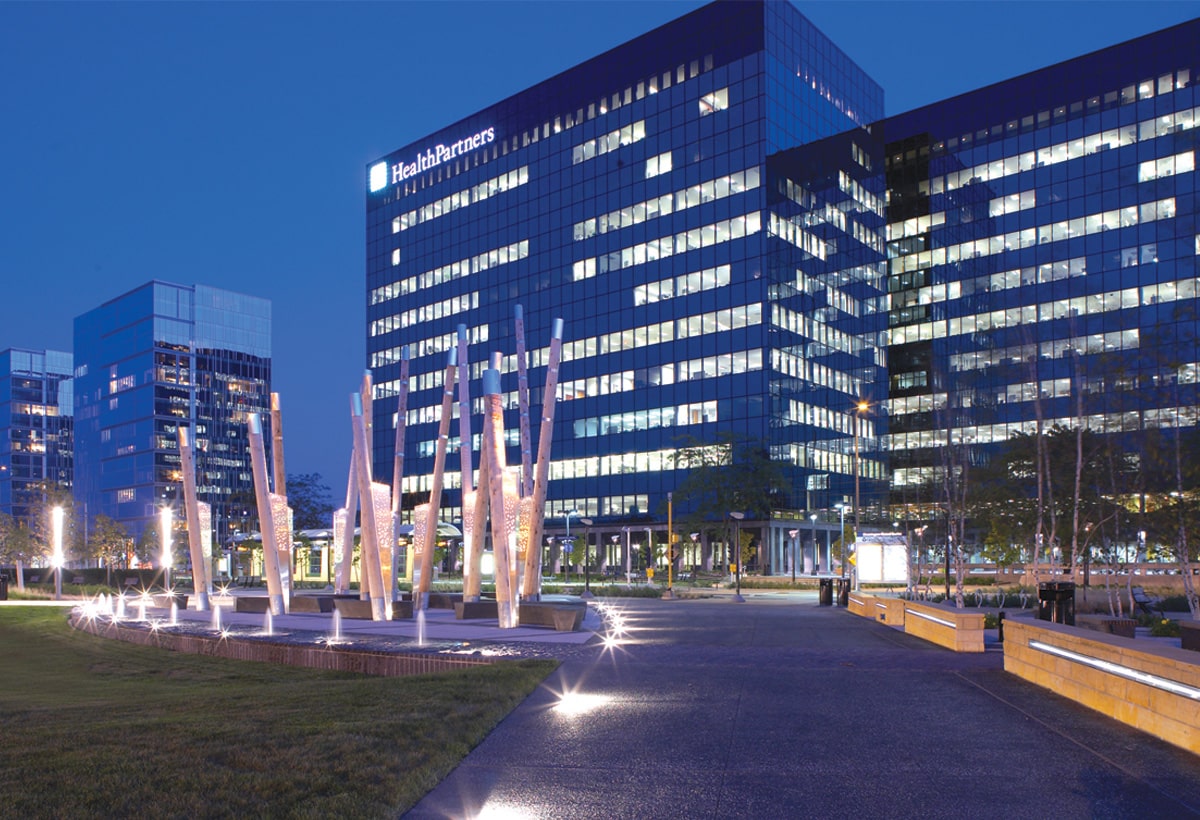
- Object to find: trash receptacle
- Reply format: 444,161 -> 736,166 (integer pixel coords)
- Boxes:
819,578 -> 833,606
836,577 -> 850,607
1037,581 -> 1075,625
0,576 -> 7,601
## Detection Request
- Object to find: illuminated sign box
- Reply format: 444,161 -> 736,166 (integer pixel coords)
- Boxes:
856,533 -> 909,584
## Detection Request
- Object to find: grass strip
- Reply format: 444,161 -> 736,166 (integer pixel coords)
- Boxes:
0,606 -> 556,818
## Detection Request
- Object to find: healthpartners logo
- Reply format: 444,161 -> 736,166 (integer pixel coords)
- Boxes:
369,126 -> 496,194
368,162 -> 388,193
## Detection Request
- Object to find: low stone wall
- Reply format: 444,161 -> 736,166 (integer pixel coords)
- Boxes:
874,597 -> 906,628
1005,618 -> 1200,756
845,593 -> 984,653
902,601 -> 985,653
847,592 -> 877,619
69,614 -> 498,677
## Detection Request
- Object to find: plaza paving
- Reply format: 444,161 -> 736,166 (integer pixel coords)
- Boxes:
398,594 -> 1200,820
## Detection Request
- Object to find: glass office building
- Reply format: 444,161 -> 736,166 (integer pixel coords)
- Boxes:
73,281 -> 272,545
366,0 -> 1200,571
881,21 -> 1200,515
0,348 -> 73,525
366,0 -> 885,572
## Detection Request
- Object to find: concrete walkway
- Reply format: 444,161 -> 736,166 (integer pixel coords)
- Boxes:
404,596 -> 1200,819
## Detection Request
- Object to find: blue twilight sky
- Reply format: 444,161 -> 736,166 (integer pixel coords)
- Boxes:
3,0 -> 1198,491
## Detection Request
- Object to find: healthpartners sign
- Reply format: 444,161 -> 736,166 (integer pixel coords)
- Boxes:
369,126 -> 496,193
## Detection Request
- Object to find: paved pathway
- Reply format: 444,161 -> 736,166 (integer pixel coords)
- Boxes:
405,596 -> 1200,819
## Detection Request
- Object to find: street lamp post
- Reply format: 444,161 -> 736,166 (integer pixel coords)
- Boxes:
562,508 -> 578,581
788,529 -> 798,583
729,511 -> 745,602
853,400 -> 868,539
810,513 -> 818,575
160,507 -> 173,591
835,502 -> 846,578
51,506 -> 64,601
579,518 -> 594,598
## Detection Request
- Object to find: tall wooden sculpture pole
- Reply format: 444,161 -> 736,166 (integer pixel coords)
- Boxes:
455,325 -> 477,597
351,393 -> 388,620
390,346 -> 411,601
523,318 -> 565,600
335,449 -> 356,593
248,414 -> 286,615
514,305 -> 535,498
269,393 -> 293,604
176,426 -> 210,611
416,347 -> 457,608
361,371 -> 374,458
463,435 -> 490,602
483,366 -> 517,628
271,393 -> 287,497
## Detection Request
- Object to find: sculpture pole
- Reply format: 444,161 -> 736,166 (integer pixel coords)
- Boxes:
390,346 -> 411,601
463,438 -> 490,601
334,449 -> 356,593
456,326 -> 478,598
247,413 -> 286,615
482,366 -> 517,628
523,318 -> 565,599
271,393 -> 287,497
416,347 -> 457,609
176,426 -> 210,610
514,305 -> 534,498
351,393 -> 388,620
269,393 -> 292,604
358,372 -> 374,600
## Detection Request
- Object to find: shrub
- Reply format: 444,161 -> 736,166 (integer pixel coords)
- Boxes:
1150,618 -> 1182,638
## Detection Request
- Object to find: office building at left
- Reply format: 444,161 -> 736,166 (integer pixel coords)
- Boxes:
72,281 -> 272,566
0,348 -> 74,527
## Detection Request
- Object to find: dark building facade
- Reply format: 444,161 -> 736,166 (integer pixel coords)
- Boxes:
73,281 -> 272,553
879,21 -> 1200,530
366,0 -> 1200,571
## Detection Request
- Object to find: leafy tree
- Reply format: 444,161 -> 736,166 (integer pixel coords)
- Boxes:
0,513 -> 36,582
286,473 -> 334,530
670,432 -> 787,570
89,514 -> 132,584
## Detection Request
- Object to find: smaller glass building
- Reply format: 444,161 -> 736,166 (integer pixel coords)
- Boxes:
73,281 -> 272,545
0,348 -> 73,525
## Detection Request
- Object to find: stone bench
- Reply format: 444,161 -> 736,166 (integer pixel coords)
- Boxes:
154,593 -> 188,610
290,595 -> 334,614
333,597 -> 412,620
455,600 -> 499,620
426,592 -> 463,610
519,602 -> 586,632
1076,613 -> 1137,639
235,597 -> 271,614
898,600 -> 986,653
1181,620 -> 1200,652
333,597 -> 375,619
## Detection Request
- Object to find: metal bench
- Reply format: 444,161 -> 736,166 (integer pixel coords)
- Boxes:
1131,586 -> 1162,617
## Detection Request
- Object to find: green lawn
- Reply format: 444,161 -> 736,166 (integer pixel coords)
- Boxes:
0,606 -> 556,818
